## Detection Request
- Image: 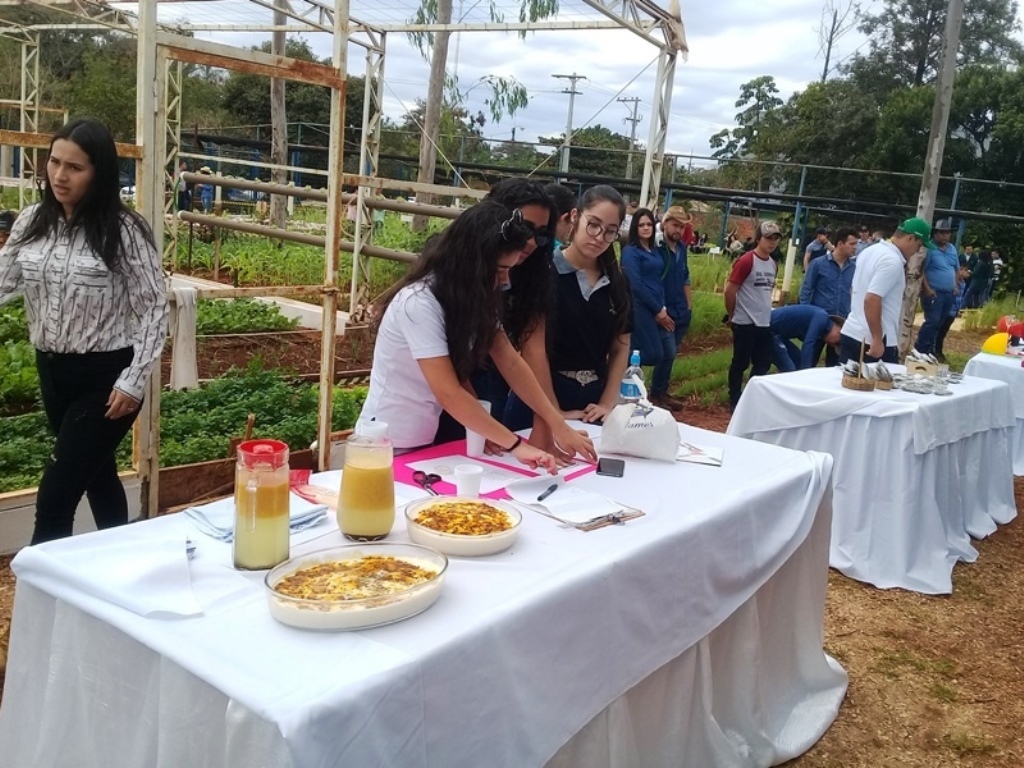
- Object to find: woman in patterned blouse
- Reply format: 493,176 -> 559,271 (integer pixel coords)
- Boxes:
0,118 -> 168,544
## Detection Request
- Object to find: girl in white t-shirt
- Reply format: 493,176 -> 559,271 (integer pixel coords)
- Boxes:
359,200 -> 597,472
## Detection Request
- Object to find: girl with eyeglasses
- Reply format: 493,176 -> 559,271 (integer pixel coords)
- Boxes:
505,185 -> 632,429
358,200 -> 596,470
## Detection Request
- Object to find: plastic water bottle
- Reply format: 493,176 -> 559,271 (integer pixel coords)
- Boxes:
619,350 -> 643,404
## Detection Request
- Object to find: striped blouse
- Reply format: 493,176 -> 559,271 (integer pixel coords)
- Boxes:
0,204 -> 168,401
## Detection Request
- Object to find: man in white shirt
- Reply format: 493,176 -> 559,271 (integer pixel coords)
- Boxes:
839,217 -> 934,364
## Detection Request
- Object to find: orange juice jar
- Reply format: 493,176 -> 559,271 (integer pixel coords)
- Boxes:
338,420 -> 395,541
234,439 -> 290,570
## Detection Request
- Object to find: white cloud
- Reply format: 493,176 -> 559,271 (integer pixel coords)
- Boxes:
139,0 -> 1024,160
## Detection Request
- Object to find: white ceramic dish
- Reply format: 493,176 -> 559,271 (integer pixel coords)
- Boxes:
404,497 -> 521,557
264,543 -> 447,630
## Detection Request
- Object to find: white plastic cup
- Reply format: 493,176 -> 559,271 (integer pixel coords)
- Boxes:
466,400 -> 490,457
454,464 -> 484,498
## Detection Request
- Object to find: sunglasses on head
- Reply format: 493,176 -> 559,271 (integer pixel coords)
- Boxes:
501,208 -> 552,247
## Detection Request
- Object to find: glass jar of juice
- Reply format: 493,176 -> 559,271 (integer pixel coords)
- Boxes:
234,439 -> 290,570
338,420 -> 395,541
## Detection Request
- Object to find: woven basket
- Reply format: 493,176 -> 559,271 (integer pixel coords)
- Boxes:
841,374 -> 876,391
875,380 -> 894,391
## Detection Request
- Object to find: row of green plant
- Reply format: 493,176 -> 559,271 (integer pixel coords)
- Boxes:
195,298 -> 299,335
0,361 -> 368,493
170,210 -> 445,297
960,296 -> 1020,332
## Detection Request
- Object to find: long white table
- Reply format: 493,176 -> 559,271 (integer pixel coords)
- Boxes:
728,367 -> 1017,595
964,352 -> 1024,475
0,425 -> 847,768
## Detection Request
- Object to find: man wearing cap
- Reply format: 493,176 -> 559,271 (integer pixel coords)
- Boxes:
0,210 -> 14,250
800,226 -> 857,365
803,227 -> 833,270
839,217 -> 933,364
724,221 -> 780,409
855,225 -> 873,256
769,305 -> 844,372
914,219 -> 960,356
649,205 -> 693,411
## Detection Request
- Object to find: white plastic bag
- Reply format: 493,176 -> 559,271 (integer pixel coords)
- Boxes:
600,376 -> 679,462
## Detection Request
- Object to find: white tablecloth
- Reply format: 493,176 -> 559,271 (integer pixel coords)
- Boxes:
964,352 -> 1024,475
0,426 -> 848,768
728,367 -> 1017,594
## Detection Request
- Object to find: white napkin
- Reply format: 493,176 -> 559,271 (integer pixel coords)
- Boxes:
184,493 -> 328,542
505,476 -> 622,525
11,519 -> 203,618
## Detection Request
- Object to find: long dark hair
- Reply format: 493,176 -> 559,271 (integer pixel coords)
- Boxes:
374,200 -> 533,380
544,183 -> 577,220
569,185 -> 631,335
13,118 -> 154,270
627,207 -> 655,249
485,178 -> 556,347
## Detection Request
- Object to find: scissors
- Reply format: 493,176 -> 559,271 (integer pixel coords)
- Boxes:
412,470 -> 442,496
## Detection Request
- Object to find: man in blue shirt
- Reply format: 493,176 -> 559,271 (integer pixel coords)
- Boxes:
769,305 -> 843,372
803,228 -> 833,270
799,227 -> 856,366
915,219 -> 959,355
649,206 -> 692,411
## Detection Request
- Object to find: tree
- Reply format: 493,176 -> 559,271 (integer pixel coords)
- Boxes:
67,38 -> 138,141
709,76 -> 784,191
537,125 -> 633,178
845,0 -> 1022,99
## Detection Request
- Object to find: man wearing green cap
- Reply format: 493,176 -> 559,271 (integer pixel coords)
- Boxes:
838,217 -> 933,363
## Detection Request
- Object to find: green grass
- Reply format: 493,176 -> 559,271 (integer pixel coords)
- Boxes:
671,348 -> 732,406
929,682 -> 958,703
941,732 -> 997,758
962,296 -> 1019,331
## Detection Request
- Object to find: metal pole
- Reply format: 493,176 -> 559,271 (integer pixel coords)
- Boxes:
899,0 -> 964,356
553,73 -> 585,175
664,156 -> 676,209
719,201 -> 731,249
782,165 -> 808,298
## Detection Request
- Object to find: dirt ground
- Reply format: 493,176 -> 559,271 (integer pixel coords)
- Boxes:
2,330 -> 1021,765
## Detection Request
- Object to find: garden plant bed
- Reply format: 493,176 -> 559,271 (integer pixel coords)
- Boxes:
159,325 -> 376,382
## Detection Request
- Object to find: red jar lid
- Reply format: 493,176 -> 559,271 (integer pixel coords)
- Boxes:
237,439 -> 289,469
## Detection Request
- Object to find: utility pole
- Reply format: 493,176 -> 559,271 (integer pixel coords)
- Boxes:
898,0 -> 964,356
269,0 -> 288,229
414,0 -> 453,232
553,73 -> 585,175
618,96 -> 642,180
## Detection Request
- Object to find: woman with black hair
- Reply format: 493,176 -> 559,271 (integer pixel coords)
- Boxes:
0,118 -> 168,544
620,207 -> 667,375
506,185 -> 632,428
358,200 -> 596,470
543,183 -> 577,248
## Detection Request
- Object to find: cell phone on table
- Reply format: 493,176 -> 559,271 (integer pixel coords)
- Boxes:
596,458 -> 625,478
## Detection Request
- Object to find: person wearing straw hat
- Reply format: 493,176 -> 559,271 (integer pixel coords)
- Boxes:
839,217 -> 934,364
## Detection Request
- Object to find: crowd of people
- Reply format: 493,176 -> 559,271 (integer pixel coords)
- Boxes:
1,118 -> 1016,541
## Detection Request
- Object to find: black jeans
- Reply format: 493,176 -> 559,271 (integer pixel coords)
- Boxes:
33,348 -> 138,545
837,335 -> 899,365
729,324 -> 773,409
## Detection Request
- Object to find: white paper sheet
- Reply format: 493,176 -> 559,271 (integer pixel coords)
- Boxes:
504,476 -> 622,524
405,455 -> 528,494
677,442 -> 724,466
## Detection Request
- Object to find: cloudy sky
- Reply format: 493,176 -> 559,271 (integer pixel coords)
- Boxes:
143,0 -> 1024,166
